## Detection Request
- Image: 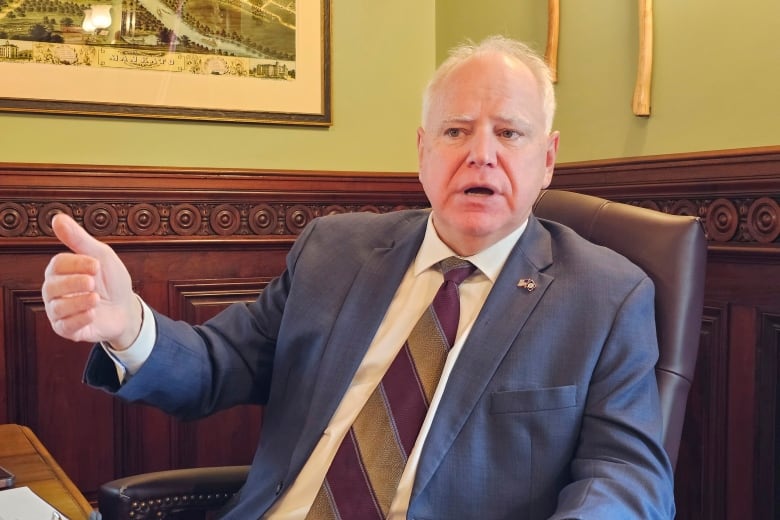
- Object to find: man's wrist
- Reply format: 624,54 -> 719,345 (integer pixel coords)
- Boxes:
107,295 -> 144,351
102,297 -> 155,378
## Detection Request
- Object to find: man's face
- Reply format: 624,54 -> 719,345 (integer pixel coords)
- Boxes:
417,52 -> 559,256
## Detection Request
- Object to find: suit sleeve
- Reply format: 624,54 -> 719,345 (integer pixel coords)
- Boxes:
550,277 -> 676,519
82,217 -> 322,420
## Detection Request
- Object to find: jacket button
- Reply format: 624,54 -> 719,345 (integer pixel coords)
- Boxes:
275,481 -> 283,495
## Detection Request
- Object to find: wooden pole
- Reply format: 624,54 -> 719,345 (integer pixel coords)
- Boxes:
632,0 -> 653,115
545,0 -> 560,83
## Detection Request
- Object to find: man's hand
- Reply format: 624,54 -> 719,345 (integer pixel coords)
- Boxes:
42,213 -> 142,350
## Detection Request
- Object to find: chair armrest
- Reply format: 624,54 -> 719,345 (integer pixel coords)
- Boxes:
98,465 -> 250,520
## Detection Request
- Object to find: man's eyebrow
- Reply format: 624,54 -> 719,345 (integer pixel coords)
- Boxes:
440,115 -> 475,126
493,115 -> 532,128
436,115 -> 535,133
441,115 -> 532,126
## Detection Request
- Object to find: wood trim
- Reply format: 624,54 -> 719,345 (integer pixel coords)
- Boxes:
551,146 -> 780,197
0,163 -> 428,246
1,147 -> 779,518
2,145 -> 778,248
550,147 -> 780,248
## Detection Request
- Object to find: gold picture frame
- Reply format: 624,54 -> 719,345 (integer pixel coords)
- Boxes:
0,0 -> 331,125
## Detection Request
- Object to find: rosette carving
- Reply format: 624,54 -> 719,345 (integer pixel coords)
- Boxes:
0,202 -> 28,237
705,198 -> 739,242
170,204 -> 202,236
84,203 -> 118,237
127,203 -> 162,236
322,205 -> 347,216
285,205 -> 313,234
209,204 -> 241,236
746,197 -> 780,243
39,203 -> 73,236
670,199 -> 699,217
248,204 -> 277,235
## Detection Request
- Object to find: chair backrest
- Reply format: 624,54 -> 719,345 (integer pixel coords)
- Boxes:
533,189 -> 707,469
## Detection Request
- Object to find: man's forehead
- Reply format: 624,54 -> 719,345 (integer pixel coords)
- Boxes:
423,52 -> 547,131
437,60 -> 542,106
448,52 -> 532,81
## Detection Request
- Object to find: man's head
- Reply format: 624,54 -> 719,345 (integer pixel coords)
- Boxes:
417,35 -> 560,256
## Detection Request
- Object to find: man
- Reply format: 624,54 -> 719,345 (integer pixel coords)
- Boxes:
42,36 -> 675,518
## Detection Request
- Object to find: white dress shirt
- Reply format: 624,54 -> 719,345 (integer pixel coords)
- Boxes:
105,214 -> 527,519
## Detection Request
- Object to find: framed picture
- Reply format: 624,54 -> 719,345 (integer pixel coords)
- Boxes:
0,0 -> 331,125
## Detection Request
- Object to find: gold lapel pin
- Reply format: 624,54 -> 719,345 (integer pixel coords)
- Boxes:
517,278 -> 537,292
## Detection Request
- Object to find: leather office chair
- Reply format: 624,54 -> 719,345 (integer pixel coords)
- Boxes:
97,189 -> 708,520
534,189 -> 707,465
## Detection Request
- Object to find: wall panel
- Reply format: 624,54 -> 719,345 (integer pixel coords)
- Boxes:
2,147 -> 779,517
168,278 -> 270,469
552,146 -> 780,520
0,164 -> 427,502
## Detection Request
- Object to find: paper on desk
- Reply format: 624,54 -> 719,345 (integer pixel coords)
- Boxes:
0,486 -> 68,520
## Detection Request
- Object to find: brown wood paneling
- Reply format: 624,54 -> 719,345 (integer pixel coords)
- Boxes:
0,291 -> 6,424
0,163 -> 427,502
168,278 -> 270,469
674,304 -> 727,520
551,146 -> 780,520
726,304 -> 757,520
756,312 -> 780,520
4,285 -> 119,496
1,146 -> 779,517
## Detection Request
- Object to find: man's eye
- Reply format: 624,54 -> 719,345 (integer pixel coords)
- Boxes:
445,128 -> 462,138
499,129 -> 521,139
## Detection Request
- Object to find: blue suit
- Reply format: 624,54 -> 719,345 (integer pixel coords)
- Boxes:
85,209 -> 675,519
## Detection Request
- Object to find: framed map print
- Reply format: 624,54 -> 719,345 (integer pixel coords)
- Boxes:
0,0 -> 331,124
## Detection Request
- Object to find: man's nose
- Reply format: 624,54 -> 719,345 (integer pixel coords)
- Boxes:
467,131 -> 497,167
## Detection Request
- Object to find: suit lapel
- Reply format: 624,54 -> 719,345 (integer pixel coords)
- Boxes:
412,216 -> 555,498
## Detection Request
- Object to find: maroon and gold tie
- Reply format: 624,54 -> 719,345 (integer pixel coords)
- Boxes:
306,257 -> 476,519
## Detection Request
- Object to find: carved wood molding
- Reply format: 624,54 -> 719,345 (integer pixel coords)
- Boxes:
1,146 -> 778,247
0,199 -> 421,240
0,165 -> 428,244
551,147 -> 780,248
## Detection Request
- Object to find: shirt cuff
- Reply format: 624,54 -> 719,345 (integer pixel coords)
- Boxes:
99,297 -> 156,382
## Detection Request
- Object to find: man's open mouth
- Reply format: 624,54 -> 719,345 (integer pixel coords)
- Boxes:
465,187 -> 495,196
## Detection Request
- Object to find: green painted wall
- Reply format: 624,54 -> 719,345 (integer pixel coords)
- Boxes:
436,0 -> 780,163
0,2 -> 435,171
4,1 -> 778,169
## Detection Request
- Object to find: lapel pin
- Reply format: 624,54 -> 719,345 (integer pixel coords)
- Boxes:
517,278 -> 537,292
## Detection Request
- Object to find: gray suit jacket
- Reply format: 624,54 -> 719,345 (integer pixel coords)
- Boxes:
85,209 -> 675,519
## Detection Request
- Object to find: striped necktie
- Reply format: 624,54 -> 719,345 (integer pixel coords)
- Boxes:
306,257 -> 476,519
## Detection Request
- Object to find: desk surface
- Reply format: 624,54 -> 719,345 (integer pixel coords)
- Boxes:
0,424 -> 93,519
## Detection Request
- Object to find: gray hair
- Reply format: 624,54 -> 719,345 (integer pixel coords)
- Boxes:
421,35 -> 556,134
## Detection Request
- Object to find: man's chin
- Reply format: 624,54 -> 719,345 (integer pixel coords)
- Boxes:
457,214 -> 511,235
447,223 -> 516,253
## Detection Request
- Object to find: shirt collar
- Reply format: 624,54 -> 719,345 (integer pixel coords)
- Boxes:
414,213 -> 528,283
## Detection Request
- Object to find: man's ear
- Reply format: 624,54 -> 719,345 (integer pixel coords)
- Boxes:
416,127 -> 426,179
416,127 -> 425,154
542,131 -> 560,187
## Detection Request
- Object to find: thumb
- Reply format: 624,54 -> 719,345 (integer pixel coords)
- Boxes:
51,213 -> 106,257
